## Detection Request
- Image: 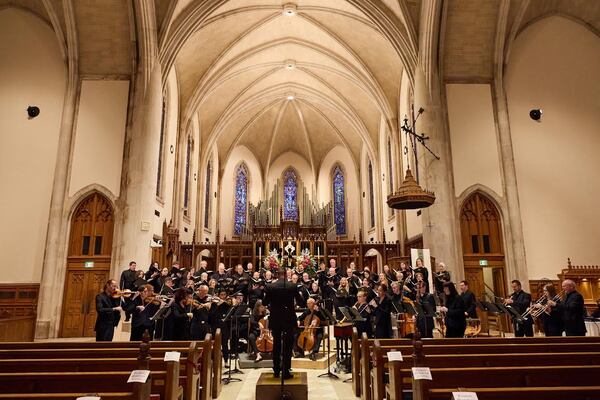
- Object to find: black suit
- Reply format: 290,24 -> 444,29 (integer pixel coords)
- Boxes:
558,291 -> 587,336
460,290 -> 477,319
263,278 -> 303,376
510,290 -> 533,337
372,296 -> 393,338
95,292 -> 120,341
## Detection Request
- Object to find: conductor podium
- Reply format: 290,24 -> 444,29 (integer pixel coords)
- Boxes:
255,371 -> 308,400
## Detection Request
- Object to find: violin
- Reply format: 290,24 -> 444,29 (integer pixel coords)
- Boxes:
112,289 -> 133,298
144,295 -> 163,306
297,310 -> 321,352
256,313 -> 274,353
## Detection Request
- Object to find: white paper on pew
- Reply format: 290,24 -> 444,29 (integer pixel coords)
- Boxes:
387,351 -> 403,361
452,392 -> 478,400
164,351 -> 181,362
128,369 -> 151,383
76,397 -> 101,400
411,367 -> 432,380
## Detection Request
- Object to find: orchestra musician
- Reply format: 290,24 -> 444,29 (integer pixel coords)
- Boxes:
160,277 -> 175,296
439,282 -> 466,338
353,289 -> 372,337
263,267 -> 303,379
592,299 -> 600,319
163,288 -> 192,341
549,279 -> 586,336
370,283 -> 393,338
533,283 -> 563,336
433,262 -> 451,295
294,298 -> 326,360
334,277 -> 351,319
413,258 -> 429,286
248,300 -> 269,362
94,279 -> 122,341
210,288 -> 235,366
120,261 -> 138,291
190,285 -> 212,340
459,280 -> 477,319
506,279 -> 533,337
126,284 -> 161,340
415,282 -> 436,338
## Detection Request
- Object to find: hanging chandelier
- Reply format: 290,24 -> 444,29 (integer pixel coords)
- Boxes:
387,107 -> 439,210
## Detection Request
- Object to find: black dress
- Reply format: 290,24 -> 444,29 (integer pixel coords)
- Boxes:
372,296 -> 393,339
164,302 -> 191,340
540,304 -> 563,336
444,295 -> 466,338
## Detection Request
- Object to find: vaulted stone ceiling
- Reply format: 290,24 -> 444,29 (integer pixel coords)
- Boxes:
159,0 -> 417,176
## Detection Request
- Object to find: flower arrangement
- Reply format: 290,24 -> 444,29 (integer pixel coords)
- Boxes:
295,248 -> 316,276
263,249 -> 281,270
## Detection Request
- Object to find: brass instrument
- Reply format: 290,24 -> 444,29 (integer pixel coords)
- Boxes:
529,291 -> 565,319
464,318 -> 481,337
520,293 -> 548,320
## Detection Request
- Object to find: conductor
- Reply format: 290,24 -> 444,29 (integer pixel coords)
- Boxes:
263,267 -> 303,379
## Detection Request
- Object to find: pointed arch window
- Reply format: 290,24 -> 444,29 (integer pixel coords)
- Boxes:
204,160 -> 212,229
368,160 -> 375,228
332,165 -> 346,236
234,163 -> 249,236
183,135 -> 192,217
156,97 -> 167,197
387,137 -> 395,216
283,168 -> 298,221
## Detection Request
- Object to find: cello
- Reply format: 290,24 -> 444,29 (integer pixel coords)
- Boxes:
256,313 -> 274,353
297,311 -> 321,352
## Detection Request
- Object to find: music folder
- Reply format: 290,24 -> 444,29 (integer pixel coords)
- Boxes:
339,306 -> 365,322
477,300 -> 500,313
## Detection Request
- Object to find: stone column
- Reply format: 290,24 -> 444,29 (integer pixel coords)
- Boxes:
115,0 -> 162,271
35,0 -> 79,339
413,65 -> 463,281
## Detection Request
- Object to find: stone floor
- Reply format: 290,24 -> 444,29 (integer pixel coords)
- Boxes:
219,366 -> 357,400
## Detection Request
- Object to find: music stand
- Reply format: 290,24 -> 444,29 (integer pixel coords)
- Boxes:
339,306 -> 365,323
415,300 -> 436,338
221,304 -> 242,384
150,305 -> 171,340
477,301 -> 504,337
318,306 -> 339,380
230,302 -> 249,375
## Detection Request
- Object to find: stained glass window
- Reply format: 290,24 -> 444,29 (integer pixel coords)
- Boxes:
183,136 -> 192,216
283,168 -> 298,221
332,165 -> 346,235
234,163 -> 249,236
204,160 -> 212,229
387,137 -> 394,216
368,160 -> 375,228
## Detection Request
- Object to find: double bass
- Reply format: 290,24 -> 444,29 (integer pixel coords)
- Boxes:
398,296 -> 416,338
256,314 -> 274,353
297,312 -> 321,352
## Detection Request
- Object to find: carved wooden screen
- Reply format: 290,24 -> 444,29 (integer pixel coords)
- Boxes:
68,193 -> 114,257
460,192 -> 502,255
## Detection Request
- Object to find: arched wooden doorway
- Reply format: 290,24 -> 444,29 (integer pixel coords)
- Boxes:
60,193 -> 114,337
460,192 -> 507,334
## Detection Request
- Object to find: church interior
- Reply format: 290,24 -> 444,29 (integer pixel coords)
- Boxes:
1,0 -> 600,399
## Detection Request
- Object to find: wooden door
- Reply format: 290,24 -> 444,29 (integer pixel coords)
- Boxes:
61,193 -> 114,338
460,192 -> 507,335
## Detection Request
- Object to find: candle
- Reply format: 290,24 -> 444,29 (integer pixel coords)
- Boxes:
259,246 -> 262,261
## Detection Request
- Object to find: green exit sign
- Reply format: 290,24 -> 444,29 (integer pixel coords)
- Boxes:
479,259 -> 488,266
84,261 -> 94,268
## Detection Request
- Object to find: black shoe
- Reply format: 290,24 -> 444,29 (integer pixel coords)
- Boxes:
273,372 -> 280,378
283,372 -> 294,380
309,353 -> 317,361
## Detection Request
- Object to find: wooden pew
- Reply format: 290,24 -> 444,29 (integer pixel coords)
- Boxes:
381,337 -> 600,400
367,338 -> 600,400
350,329 -> 600,398
0,341 -> 212,400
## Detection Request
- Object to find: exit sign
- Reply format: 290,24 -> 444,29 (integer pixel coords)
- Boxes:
84,261 -> 94,268
479,260 -> 488,266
